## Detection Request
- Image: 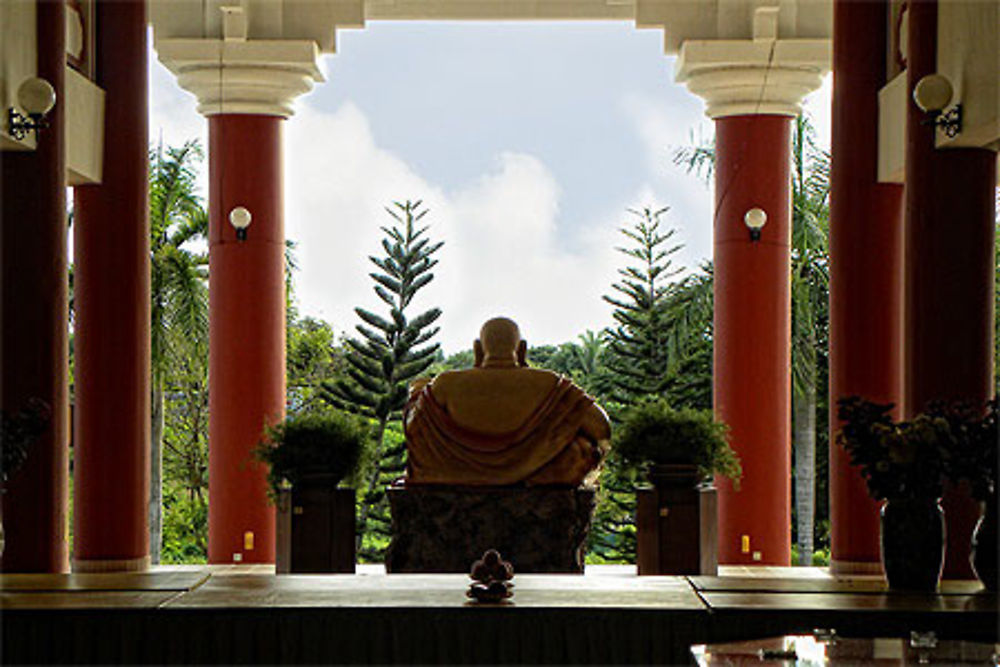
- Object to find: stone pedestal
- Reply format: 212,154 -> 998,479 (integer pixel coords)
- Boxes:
637,483 -> 718,576
386,487 -> 596,573
276,486 -> 355,573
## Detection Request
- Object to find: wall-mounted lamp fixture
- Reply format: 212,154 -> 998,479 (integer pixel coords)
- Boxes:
7,77 -> 57,141
913,74 -> 962,138
229,206 -> 252,241
744,207 -> 767,242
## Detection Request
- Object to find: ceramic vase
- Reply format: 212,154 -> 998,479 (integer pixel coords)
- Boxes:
970,492 -> 997,591
880,498 -> 945,591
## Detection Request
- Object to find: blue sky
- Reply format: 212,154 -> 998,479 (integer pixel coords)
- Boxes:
150,21 -> 831,353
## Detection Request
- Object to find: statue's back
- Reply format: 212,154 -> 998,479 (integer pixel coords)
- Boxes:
431,367 -> 560,436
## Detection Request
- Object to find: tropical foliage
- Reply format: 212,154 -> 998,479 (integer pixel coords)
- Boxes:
148,140 -> 209,563
149,115 -> 866,568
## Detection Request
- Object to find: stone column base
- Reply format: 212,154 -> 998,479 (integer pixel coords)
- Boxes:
387,486 -> 595,573
72,555 -> 151,573
829,558 -> 883,576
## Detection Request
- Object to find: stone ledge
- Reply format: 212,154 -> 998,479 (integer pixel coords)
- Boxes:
386,486 -> 596,574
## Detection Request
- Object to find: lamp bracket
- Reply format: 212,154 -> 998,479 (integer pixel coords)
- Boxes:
922,104 -> 962,138
6,108 -> 49,141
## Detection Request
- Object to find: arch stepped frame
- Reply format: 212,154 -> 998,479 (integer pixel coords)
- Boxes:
114,0 -> 991,577
150,0 -> 829,569
2,0 -> 992,575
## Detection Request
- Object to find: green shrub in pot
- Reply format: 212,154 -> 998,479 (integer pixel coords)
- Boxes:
255,411 -> 367,501
614,398 -> 741,485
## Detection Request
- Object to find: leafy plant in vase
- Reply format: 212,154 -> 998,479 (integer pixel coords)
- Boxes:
0,399 -> 51,558
615,398 -> 740,487
933,399 -> 998,590
614,398 -> 740,575
837,397 -> 952,591
255,411 -> 367,572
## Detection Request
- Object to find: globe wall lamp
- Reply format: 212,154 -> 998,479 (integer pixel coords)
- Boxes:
913,74 -> 962,138
229,206 -> 252,241
6,77 -> 57,141
744,207 -> 767,242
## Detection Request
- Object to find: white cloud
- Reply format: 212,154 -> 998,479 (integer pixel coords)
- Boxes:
148,41 -> 207,155
619,92 -> 715,272
286,102 -> 623,353
148,38 -> 831,359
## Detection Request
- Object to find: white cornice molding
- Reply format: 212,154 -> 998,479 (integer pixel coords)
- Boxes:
636,0 -> 832,55
364,0 -> 632,20
675,38 -> 830,119
155,38 -> 324,118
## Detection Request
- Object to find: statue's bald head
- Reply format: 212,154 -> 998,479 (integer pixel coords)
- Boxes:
478,317 -> 521,363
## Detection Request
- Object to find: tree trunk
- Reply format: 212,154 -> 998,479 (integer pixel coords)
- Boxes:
150,380 -> 164,565
793,367 -> 816,566
356,417 -> 388,554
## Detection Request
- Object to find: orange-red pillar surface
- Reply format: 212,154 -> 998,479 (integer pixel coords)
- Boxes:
72,0 -> 151,572
905,0 -> 996,579
207,115 -> 285,564
713,115 -> 792,565
0,0 -> 69,573
828,0 -> 904,574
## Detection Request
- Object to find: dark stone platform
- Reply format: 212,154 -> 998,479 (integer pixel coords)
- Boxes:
2,568 -> 996,664
386,486 -> 596,573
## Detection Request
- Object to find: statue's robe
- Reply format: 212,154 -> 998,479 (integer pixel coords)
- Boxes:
404,377 -> 602,486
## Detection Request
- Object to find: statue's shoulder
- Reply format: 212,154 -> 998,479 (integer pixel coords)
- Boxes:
523,367 -> 562,382
431,369 -> 467,386
429,369 -> 467,401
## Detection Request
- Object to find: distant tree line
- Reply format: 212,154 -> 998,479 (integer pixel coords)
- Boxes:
133,121 -> 877,567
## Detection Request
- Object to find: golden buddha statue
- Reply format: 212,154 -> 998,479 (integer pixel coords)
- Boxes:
403,317 -> 611,487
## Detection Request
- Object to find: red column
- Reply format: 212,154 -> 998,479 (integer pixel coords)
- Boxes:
905,0 -> 997,579
0,0 -> 69,573
828,0 -> 905,575
207,115 -> 285,564
713,115 -> 792,565
72,0 -> 150,572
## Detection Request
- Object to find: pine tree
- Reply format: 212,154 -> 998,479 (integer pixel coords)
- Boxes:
602,206 -> 683,400
590,206 -> 683,563
321,200 -> 443,560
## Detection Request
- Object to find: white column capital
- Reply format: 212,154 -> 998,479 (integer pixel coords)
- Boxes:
154,38 -> 324,118
675,39 -> 830,119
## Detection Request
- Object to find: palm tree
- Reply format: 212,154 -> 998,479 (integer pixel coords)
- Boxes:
148,140 -> 209,564
673,115 -> 831,564
573,330 -> 603,378
789,119 -> 831,565
661,262 -> 715,411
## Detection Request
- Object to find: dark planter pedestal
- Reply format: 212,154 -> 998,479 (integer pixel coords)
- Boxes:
276,485 -> 355,573
386,486 -> 596,573
637,466 -> 718,575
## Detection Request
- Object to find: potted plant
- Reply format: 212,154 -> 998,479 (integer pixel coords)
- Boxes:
255,411 -> 367,573
0,399 -> 51,558
615,399 -> 741,486
836,396 -> 952,591
614,398 -> 740,575
933,399 -> 998,590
